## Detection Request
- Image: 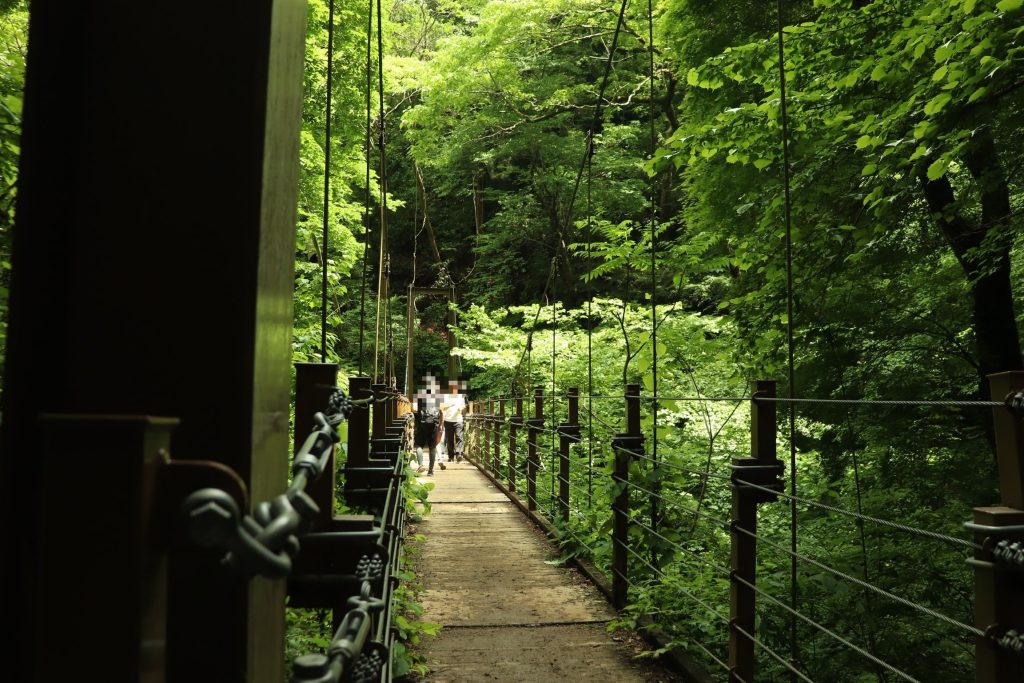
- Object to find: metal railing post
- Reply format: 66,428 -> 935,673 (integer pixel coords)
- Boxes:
509,397 -> 524,493
295,363 -> 340,531
558,387 -> 581,523
611,383 -> 643,611
527,387 -> 545,511
972,371 -> 1024,683
729,380 -> 784,683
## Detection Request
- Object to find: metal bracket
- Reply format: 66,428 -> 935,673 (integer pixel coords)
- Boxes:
730,457 -> 784,503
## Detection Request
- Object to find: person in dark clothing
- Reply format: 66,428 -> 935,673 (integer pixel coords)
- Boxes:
413,398 -> 441,475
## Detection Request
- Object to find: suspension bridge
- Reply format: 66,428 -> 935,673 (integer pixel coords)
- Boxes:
3,0 -> 1024,683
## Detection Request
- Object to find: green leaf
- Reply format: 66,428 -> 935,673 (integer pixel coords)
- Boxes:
924,92 -> 951,115
926,158 -> 948,180
753,158 -> 772,170
997,0 -> 1022,11
870,63 -> 888,81
861,163 -> 877,176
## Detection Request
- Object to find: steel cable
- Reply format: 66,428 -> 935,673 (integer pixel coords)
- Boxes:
620,478 -> 730,528
621,510 -> 731,576
621,542 -> 732,628
732,525 -> 983,637
730,573 -> 922,683
732,477 -> 980,550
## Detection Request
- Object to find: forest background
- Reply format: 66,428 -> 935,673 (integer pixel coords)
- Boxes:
2,0 -> 1024,680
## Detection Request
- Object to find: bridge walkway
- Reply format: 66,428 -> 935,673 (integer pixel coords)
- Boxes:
413,459 -> 678,682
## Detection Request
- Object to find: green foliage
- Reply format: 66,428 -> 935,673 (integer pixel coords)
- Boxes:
457,297 -> 990,680
0,5 -> 26,394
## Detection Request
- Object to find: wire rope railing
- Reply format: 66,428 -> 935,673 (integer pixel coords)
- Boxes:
461,375 -> 1024,683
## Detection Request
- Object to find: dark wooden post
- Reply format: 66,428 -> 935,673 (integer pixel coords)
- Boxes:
37,416 -> 176,682
466,401 -> 475,462
729,380 -> 784,683
295,363 -> 339,531
509,397 -> 524,493
495,397 -> 506,474
611,383 -> 643,610
371,383 -> 387,443
558,387 -> 581,523
527,387 -> 545,511
0,2 -> 307,680
346,377 -> 372,469
466,400 -> 474,461
972,372 -> 1024,683
370,383 -> 400,463
484,399 -> 493,473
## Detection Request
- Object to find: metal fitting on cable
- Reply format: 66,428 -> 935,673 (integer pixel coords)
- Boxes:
1007,389 -> 1024,417
995,629 -> 1024,658
328,389 -> 355,420
349,644 -> 387,683
182,489 -> 294,578
291,552 -> 390,683
993,539 -> 1024,570
183,392 -> 354,579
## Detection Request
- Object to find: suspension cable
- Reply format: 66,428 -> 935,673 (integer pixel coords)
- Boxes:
562,0 -> 632,229
645,0 -> 661,555
372,0 -> 389,383
586,135 -> 595,500
357,0 -> 373,376
320,0 -> 336,364
776,0 -> 799,672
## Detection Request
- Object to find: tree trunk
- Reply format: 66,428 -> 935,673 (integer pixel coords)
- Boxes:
919,127 -> 1022,428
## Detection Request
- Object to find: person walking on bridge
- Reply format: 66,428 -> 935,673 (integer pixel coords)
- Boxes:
412,398 -> 441,475
440,382 -> 466,463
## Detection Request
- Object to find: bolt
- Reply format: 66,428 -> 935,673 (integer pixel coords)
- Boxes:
188,501 -> 235,548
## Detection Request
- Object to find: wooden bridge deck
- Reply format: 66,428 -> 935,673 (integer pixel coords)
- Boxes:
413,460 -> 678,683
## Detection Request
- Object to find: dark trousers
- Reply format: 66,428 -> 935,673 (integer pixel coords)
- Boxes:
444,420 -> 464,459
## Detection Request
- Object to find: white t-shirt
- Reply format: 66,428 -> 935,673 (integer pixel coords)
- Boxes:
442,394 -> 465,423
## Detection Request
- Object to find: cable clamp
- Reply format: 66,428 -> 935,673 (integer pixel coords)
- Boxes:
986,625 -> 1024,658
1005,389 -> 1024,418
992,539 -> 1024,570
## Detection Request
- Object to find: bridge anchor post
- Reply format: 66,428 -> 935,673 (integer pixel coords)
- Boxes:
294,363 -> 339,532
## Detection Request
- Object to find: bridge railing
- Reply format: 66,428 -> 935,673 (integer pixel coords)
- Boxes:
465,372 -> 1024,683
159,366 -> 412,683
